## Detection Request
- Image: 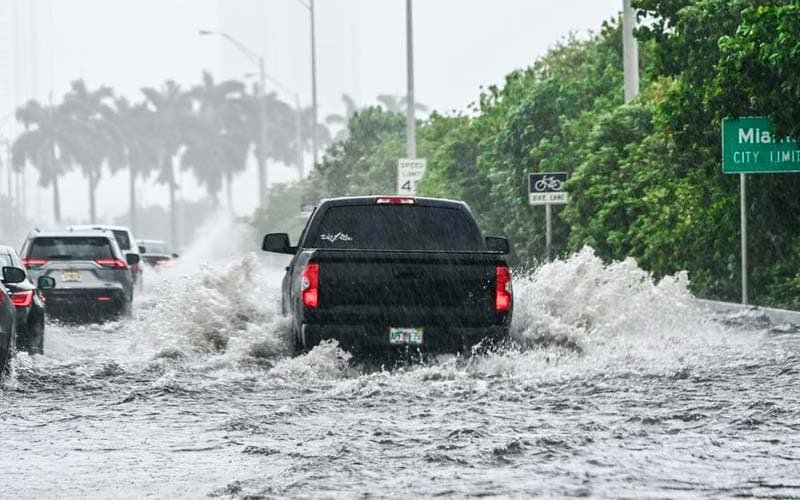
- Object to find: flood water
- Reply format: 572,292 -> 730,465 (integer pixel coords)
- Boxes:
2,247 -> 799,499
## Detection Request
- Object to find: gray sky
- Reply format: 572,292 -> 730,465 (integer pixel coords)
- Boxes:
17,0 -> 621,224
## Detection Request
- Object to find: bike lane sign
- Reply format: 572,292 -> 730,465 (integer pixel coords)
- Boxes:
528,172 -> 568,205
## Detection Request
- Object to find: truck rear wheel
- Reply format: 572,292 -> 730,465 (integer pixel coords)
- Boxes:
290,324 -> 305,356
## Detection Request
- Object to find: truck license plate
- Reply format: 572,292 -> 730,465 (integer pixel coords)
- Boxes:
62,270 -> 81,282
389,327 -> 423,345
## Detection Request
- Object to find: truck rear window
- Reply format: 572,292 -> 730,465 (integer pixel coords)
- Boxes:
308,205 -> 484,251
29,237 -> 115,260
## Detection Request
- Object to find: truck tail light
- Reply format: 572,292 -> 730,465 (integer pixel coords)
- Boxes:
12,290 -> 34,308
374,196 -> 415,205
302,263 -> 319,308
23,258 -> 48,269
95,258 -> 128,270
495,266 -> 512,312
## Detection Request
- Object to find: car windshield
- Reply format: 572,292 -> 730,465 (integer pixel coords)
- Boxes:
29,237 -> 114,260
308,205 -> 484,251
112,230 -> 131,251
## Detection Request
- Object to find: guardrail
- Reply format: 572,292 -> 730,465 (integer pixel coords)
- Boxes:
695,298 -> 800,325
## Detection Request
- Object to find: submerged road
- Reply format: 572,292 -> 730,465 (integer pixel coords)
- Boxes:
2,250 -> 799,498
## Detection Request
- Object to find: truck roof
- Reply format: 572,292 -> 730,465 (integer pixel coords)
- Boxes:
318,196 -> 469,209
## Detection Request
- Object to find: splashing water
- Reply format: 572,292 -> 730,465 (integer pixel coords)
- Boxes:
5,243 -> 753,389
498,247 -> 749,378
3,242 -> 795,499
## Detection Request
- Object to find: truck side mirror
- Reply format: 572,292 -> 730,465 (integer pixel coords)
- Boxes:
138,245 -> 147,254
485,236 -> 510,254
126,253 -> 141,266
262,233 -> 296,254
37,276 -> 56,290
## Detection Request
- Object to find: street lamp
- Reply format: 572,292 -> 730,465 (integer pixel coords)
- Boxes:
293,0 -> 319,167
199,29 -> 269,208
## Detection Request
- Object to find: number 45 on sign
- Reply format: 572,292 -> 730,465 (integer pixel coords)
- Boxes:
397,158 -> 427,195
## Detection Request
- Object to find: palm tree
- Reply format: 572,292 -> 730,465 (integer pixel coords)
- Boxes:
325,94 -> 359,142
104,97 -> 158,234
240,88 -> 308,188
185,71 -> 250,209
141,80 -> 194,249
12,99 -> 84,223
376,94 -> 429,115
63,79 -> 122,222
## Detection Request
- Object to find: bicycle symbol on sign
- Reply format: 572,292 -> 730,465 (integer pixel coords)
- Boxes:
533,175 -> 563,192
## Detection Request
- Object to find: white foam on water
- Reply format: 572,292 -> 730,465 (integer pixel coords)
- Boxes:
4,237 -> 760,390
422,247 -> 755,381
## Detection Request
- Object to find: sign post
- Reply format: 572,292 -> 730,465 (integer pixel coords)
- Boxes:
528,172 -> 568,262
740,173 -> 747,305
397,158 -> 426,195
722,116 -> 800,305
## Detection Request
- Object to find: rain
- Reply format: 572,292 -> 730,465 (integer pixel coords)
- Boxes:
1,1 -> 799,498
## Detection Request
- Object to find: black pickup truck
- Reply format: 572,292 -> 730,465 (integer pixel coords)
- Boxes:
262,196 -> 513,355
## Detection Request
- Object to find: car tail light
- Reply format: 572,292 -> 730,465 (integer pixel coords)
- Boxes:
374,196 -> 415,205
95,258 -> 128,270
302,263 -> 319,308
495,266 -> 512,312
23,258 -> 47,269
11,290 -> 34,308
97,296 -> 113,302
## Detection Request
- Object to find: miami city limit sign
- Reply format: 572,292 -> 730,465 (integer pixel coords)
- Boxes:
722,117 -> 800,173
722,116 -> 800,306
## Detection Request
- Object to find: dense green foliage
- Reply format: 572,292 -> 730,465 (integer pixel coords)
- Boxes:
268,2 -> 800,308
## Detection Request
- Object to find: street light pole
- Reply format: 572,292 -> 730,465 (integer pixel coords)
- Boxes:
622,0 -> 639,103
405,0 -> 416,159
310,0 -> 319,167
294,0 -> 320,167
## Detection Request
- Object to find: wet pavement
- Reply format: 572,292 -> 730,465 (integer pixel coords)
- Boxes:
2,249 -> 799,499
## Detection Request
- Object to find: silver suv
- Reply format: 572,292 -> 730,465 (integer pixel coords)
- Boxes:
21,230 -> 139,320
69,225 -> 143,289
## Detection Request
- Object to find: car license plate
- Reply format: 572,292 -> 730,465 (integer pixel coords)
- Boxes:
61,270 -> 81,282
389,327 -> 423,345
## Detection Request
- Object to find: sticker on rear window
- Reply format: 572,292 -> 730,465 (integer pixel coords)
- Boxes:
320,232 -> 353,243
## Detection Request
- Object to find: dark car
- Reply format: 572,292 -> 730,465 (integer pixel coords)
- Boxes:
21,230 -> 139,321
262,196 -> 513,356
138,239 -> 179,267
0,246 -> 56,354
0,266 -> 28,375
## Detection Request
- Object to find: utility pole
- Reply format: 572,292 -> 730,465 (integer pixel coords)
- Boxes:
623,0 -> 639,103
310,0 -> 319,167
405,0 -> 416,159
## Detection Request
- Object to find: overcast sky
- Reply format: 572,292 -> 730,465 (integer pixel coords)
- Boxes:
16,0 -> 622,224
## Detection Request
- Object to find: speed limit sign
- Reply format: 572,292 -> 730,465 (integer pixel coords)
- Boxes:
397,158 -> 427,195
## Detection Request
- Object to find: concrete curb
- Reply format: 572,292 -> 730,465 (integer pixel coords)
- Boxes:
695,298 -> 800,325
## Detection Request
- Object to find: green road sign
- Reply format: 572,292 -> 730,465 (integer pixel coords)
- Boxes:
722,117 -> 800,174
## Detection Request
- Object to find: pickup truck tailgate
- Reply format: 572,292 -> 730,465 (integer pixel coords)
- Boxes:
308,250 -> 505,326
